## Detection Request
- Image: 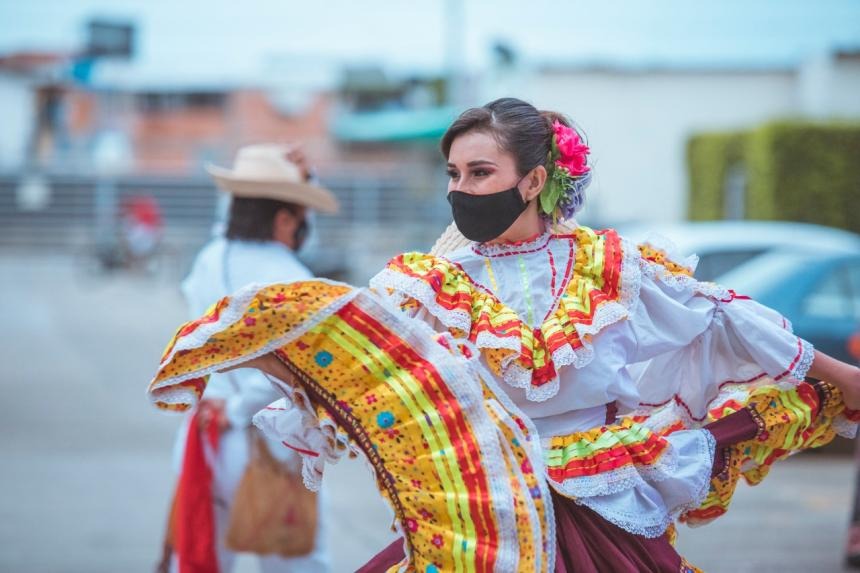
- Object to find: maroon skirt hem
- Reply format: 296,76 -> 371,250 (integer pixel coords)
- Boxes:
357,409 -> 759,572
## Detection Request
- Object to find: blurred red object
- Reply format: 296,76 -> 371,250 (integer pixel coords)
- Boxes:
120,195 -> 164,259
849,332 -> 860,362
123,195 -> 163,229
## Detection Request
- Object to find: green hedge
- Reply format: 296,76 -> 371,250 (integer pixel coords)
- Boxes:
687,131 -> 747,220
687,122 -> 860,234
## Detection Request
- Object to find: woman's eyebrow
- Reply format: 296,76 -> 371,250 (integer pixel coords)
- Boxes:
447,160 -> 498,168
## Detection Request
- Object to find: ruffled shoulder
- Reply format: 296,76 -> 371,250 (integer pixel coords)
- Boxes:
370,227 -> 642,402
636,234 -> 731,301
370,251 -> 514,335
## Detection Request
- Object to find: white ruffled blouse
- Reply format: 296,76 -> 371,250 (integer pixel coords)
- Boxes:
373,228 -> 812,431
366,226 -> 817,537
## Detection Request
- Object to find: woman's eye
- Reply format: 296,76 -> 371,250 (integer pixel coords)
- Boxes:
446,170 -> 459,179
473,169 -> 490,177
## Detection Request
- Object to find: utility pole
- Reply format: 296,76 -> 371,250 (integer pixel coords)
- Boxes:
444,0 -> 465,106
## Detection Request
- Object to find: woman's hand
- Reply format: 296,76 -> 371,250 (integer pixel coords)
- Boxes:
219,353 -> 281,375
808,350 -> 860,410
217,352 -> 296,383
838,367 -> 860,411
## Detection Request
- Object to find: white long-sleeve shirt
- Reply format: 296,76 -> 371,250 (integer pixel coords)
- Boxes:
181,237 -> 313,428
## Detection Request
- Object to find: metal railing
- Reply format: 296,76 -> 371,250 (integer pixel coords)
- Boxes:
0,169 -> 453,283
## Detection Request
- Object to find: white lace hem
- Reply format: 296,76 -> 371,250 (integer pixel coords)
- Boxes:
369,267 -> 473,332
545,438 -> 682,500
555,428 -> 716,538
792,338 -> 815,381
149,282 -> 360,401
638,258 -> 731,301
159,282 -> 262,368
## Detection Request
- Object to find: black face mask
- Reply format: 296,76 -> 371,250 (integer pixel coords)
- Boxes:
447,178 -> 528,243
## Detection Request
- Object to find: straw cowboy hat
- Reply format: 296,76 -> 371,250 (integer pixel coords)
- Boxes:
206,144 -> 339,214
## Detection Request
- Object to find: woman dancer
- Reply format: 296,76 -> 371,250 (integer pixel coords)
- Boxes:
149,98 -> 860,572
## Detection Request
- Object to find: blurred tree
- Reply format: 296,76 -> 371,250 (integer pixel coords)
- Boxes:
688,121 -> 860,234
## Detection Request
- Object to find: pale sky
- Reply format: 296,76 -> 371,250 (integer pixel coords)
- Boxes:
1,0 -> 859,84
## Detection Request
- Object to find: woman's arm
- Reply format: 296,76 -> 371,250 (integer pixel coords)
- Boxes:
808,350 -> 860,410
225,330 -> 860,412
219,353 -> 292,380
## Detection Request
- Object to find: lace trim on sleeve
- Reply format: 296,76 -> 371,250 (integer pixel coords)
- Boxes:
369,267 -> 473,333
789,338 -> 815,381
569,429 -> 716,539
254,376 -> 355,492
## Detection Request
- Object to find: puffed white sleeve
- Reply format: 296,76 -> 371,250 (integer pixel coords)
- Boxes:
221,368 -> 285,428
626,248 -> 814,421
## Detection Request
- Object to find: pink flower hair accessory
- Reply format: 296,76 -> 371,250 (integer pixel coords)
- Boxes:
539,120 -> 592,221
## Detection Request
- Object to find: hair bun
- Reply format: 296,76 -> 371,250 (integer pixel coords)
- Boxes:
539,110 -> 572,129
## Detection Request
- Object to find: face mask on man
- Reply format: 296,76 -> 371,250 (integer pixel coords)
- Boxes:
294,215 -> 310,251
447,175 -> 528,243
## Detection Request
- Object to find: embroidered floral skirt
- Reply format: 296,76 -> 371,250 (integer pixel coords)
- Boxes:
359,379 -> 851,572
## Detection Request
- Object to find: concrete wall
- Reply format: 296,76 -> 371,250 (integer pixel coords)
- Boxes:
483,57 -> 860,224
0,75 -> 34,169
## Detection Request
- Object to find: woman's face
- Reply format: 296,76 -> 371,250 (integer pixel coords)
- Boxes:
445,129 -> 547,243
446,130 -> 521,196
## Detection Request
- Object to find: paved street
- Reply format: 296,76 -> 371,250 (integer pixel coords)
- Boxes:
0,252 -> 856,572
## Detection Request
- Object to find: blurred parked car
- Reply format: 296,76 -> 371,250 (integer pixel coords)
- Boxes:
720,250 -> 860,364
619,221 -> 860,364
619,221 -> 860,282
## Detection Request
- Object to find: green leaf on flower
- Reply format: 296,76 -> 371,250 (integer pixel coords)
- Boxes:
539,179 -> 562,215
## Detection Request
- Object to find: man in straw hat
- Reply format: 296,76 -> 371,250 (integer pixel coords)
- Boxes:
161,144 -> 336,573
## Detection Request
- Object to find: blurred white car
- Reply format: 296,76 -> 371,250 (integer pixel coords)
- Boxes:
618,221 -> 860,363
618,220 -> 860,282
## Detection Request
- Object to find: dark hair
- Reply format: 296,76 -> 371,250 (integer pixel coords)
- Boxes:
440,97 -> 580,176
225,197 -> 301,241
